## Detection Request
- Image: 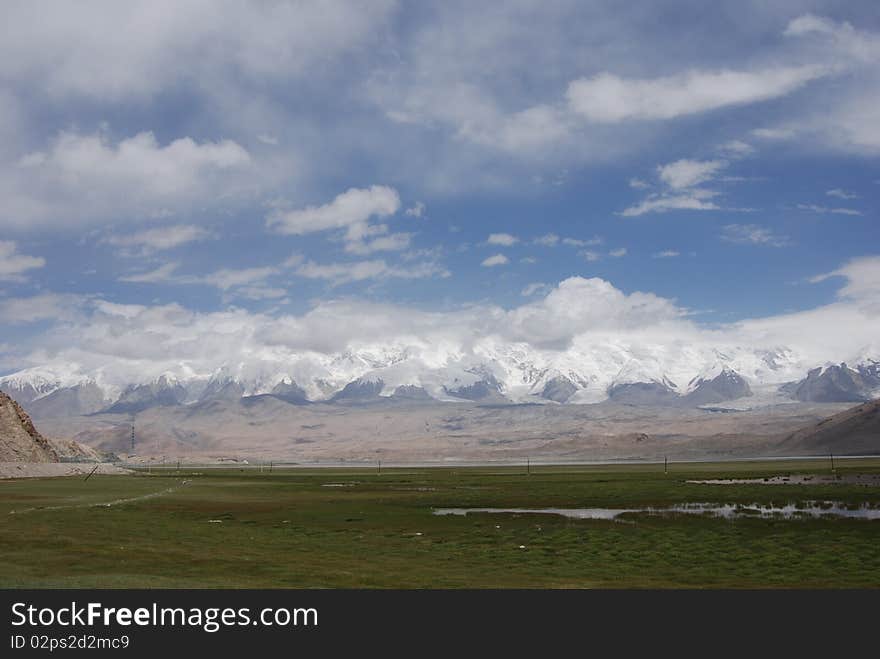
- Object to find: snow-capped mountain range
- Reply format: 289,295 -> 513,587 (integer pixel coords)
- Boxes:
1,341 -> 878,417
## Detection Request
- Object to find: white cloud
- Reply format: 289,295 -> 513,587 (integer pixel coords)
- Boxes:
533,233 -> 560,247
810,256 -> 880,307
487,233 -> 519,246
4,257 -> 880,388
119,262 -> 181,284
0,241 -> 45,280
609,248 -> 627,258
345,233 -> 413,255
256,134 -> 279,146
232,286 -> 288,301
405,202 -> 426,217
296,259 -> 448,285
0,293 -> 80,324
623,156 -> 741,217
521,282 -> 550,297
562,236 -> 602,247
481,254 -> 509,267
580,250 -> 601,262
267,185 -> 401,241
797,204 -> 862,216
197,267 -> 279,292
2,130 -> 252,229
751,127 -> 796,140
826,188 -> 858,200
120,263 -> 279,292
621,192 -> 720,217
566,66 -> 824,123
657,159 -> 726,189
104,224 -> 212,253
0,1 -> 396,99
718,140 -> 754,157
653,250 -> 680,258
628,178 -> 650,190
721,224 -> 790,247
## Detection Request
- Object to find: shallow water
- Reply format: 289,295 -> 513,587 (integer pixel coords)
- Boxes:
686,474 -> 880,486
433,502 -> 880,521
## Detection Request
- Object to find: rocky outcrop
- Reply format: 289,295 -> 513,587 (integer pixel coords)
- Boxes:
444,376 -> 505,402
27,382 -> 107,418
790,364 -> 873,403
391,385 -> 432,400
540,376 -> 578,403
684,368 -> 752,406
332,378 -> 385,402
607,381 -> 678,405
777,398 -> 880,455
270,379 -> 309,403
0,391 -> 59,462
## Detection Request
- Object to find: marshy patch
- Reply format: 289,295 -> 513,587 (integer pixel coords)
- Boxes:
433,502 -> 880,521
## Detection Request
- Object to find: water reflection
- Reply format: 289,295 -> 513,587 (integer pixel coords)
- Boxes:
433,502 -> 880,520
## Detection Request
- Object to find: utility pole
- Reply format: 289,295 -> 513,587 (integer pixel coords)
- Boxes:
377,459 -> 381,476
830,452 -> 835,473
664,456 -> 668,475
131,424 -> 135,452
527,457 -> 530,476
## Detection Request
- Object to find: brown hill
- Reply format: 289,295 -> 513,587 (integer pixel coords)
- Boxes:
776,398 -> 880,456
0,391 -> 59,462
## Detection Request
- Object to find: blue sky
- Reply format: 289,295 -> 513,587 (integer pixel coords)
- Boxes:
0,1 -> 878,376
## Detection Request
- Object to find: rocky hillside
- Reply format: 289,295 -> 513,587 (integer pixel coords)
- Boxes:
0,391 -> 59,462
776,398 -> 880,456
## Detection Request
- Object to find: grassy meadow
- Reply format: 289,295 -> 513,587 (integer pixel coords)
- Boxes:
1,458 -> 879,588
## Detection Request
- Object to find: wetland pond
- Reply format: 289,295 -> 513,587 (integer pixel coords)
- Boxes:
433,502 -> 880,521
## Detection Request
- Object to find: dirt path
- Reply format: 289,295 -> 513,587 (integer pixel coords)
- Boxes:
8,480 -> 190,515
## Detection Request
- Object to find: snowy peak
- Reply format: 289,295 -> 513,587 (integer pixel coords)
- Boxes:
790,363 -> 875,403
3,348 -> 878,417
684,368 -> 752,405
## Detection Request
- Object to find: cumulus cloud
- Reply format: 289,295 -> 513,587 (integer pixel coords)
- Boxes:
481,254 -> 509,267
609,248 -> 627,258
721,224 -> 790,247
2,131 -> 252,229
653,250 -> 680,258
580,250 -> 601,262
565,66 -> 824,123
0,241 -> 45,280
486,233 -> 519,246
3,257 -> 879,389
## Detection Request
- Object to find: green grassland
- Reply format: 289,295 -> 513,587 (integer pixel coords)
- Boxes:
1,459 -> 879,588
